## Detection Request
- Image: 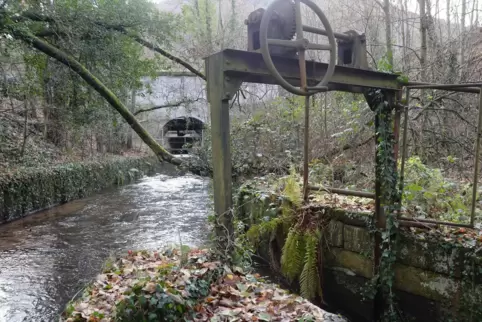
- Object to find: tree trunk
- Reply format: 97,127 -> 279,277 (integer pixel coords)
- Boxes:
218,0 -> 224,49
11,27 -> 181,165
447,0 -> 451,40
419,0 -> 427,83
205,0 -> 213,53
399,0 -> 407,72
383,0 -> 393,68
126,89 -> 135,150
460,0 -> 466,77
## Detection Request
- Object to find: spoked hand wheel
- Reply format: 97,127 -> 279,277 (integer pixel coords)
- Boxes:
259,0 -> 337,96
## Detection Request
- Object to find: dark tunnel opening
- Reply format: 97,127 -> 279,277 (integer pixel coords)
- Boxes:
162,117 -> 204,154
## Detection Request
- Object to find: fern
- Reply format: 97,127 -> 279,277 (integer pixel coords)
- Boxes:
280,199 -> 296,234
281,228 -> 305,282
283,166 -> 302,207
246,218 -> 280,246
299,233 -> 322,300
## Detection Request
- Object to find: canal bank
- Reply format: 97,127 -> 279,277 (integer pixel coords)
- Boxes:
0,155 -> 171,223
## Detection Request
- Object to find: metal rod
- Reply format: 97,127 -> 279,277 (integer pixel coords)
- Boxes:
407,85 -> 481,92
399,220 -> 437,229
406,82 -> 482,88
404,82 -> 481,93
303,95 -> 310,203
399,216 -> 473,228
267,38 -> 303,49
394,103 -> 401,165
470,87 -> 482,227
295,0 -> 310,203
308,185 -> 375,199
399,88 -> 410,203
307,43 -> 332,51
302,25 -> 351,41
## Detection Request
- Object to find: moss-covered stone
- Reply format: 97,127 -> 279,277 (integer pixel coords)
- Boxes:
325,247 -> 373,279
343,225 -> 373,256
394,263 -> 460,302
326,220 -> 344,247
398,233 -> 464,277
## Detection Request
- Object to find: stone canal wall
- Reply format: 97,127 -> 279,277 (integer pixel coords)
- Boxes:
0,155 -> 168,223
238,190 -> 482,322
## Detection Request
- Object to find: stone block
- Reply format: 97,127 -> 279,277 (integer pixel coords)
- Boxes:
343,225 -> 373,256
326,220 -> 344,247
394,263 -> 460,302
397,234 -> 464,277
325,247 -> 373,279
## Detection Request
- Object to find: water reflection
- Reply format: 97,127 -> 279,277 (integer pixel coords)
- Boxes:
0,174 -> 211,322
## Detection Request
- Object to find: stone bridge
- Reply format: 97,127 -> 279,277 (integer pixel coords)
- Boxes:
133,72 -> 279,153
134,72 -> 208,154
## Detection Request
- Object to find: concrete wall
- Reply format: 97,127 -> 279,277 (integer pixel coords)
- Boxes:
239,191 -> 482,322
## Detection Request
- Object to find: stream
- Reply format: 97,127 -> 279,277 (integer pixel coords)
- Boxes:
0,173 -> 211,322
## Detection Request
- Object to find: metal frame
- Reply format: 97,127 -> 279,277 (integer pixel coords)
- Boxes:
205,49 -> 400,230
206,49 -> 482,230
259,0 -> 337,96
398,82 -> 482,229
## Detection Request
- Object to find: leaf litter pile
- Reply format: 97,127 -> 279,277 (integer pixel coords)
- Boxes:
62,248 -> 346,321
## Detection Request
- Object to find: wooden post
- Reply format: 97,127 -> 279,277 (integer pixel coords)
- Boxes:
205,54 -> 240,253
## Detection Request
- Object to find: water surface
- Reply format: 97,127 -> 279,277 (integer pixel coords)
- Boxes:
0,174 -> 211,322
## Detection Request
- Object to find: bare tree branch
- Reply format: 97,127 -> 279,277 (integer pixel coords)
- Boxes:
97,24 -> 207,81
134,98 -> 201,116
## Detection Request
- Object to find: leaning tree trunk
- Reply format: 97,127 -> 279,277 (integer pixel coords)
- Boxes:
10,27 -> 181,166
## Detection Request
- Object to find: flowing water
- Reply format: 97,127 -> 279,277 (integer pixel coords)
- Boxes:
0,173 -> 211,322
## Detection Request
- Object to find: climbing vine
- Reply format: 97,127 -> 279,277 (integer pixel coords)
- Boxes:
365,89 -> 400,321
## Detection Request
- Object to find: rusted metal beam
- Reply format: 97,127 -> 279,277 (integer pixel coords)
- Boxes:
218,49 -> 400,92
403,81 -> 481,93
308,185 -> 375,199
302,25 -> 351,41
205,54 -> 240,250
399,220 -> 436,229
399,216 -> 473,228
399,89 -> 410,204
470,87 -> 482,227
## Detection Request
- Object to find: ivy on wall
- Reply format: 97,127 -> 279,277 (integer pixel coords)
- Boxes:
0,156 -> 162,223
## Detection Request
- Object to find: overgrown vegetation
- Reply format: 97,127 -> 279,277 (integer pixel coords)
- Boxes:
236,170 -> 328,302
402,156 -> 481,223
0,155 -> 160,222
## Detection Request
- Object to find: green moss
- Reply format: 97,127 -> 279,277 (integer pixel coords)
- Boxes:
326,248 -> 374,279
0,156 -> 162,223
393,264 -> 459,302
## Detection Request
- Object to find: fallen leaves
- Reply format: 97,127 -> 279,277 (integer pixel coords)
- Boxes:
311,191 -> 375,213
61,248 -> 346,322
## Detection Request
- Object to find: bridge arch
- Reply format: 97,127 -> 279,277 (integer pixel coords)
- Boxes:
161,116 -> 205,154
